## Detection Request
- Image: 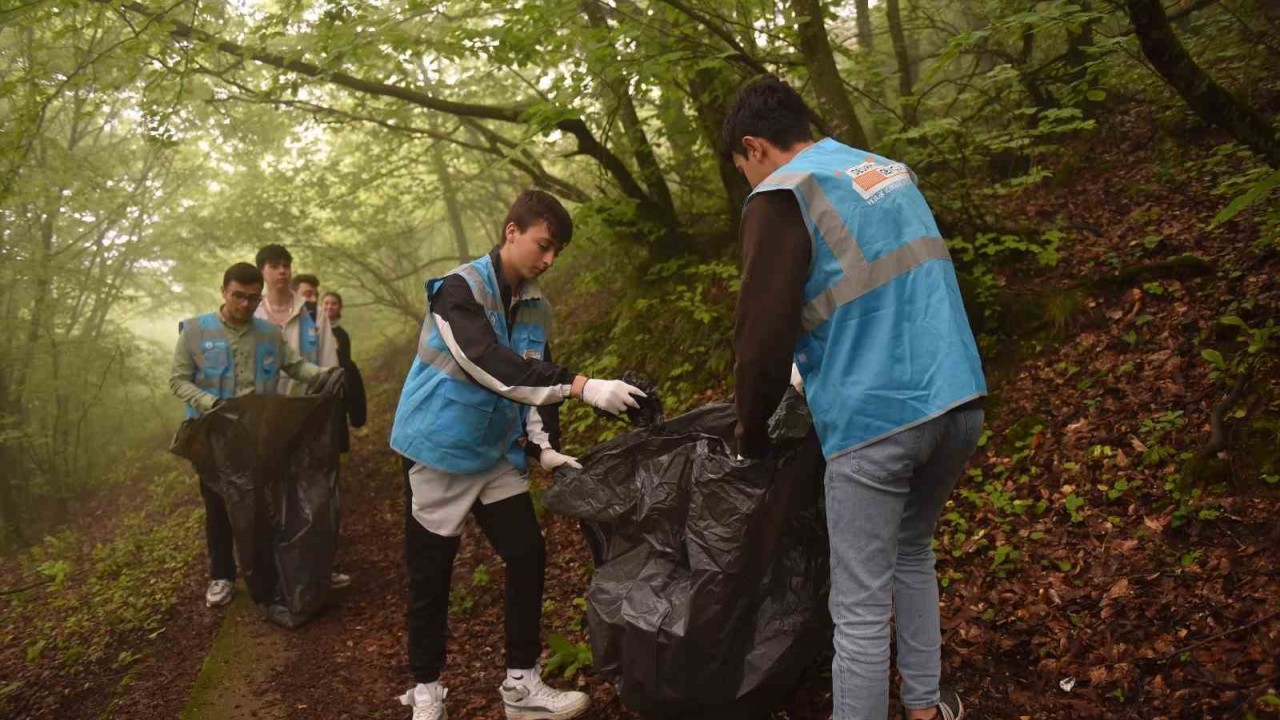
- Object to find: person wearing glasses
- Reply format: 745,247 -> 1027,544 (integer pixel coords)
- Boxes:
168,262 -> 330,609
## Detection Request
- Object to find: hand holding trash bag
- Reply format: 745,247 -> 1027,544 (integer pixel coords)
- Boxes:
589,371 -> 665,427
539,448 -> 582,471
581,378 -> 646,415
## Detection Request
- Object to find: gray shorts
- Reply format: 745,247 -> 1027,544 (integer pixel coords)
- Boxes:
407,460 -> 528,537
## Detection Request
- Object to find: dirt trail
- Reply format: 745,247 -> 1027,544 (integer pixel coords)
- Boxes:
179,593 -> 294,720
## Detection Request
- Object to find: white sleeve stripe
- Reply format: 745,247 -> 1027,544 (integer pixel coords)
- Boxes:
525,406 -> 550,449
433,312 -> 564,406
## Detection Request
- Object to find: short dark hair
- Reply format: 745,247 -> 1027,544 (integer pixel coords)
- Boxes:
292,273 -> 320,290
222,262 -> 263,289
322,291 -> 343,306
255,244 -> 292,269
503,190 -> 573,247
720,77 -> 814,161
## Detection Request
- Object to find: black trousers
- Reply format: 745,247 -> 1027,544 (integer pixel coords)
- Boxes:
199,479 -> 237,582
404,464 -> 547,683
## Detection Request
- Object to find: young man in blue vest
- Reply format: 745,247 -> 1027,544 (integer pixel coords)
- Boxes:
253,245 -> 353,591
723,79 -> 986,720
390,190 -> 645,720
254,245 -> 340,397
169,262 -> 330,608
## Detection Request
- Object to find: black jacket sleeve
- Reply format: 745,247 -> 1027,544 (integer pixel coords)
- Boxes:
733,191 -> 811,459
430,275 -> 575,406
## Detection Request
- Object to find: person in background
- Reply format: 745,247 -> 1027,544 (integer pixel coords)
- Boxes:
723,78 -> 986,720
253,246 -> 349,590
321,291 -> 366,453
254,246 -> 338,396
390,190 -> 646,720
169,262 -> 330,608
294,273 -> 320,304
293,273 -> 321,322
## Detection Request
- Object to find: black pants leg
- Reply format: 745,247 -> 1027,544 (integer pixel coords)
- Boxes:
198,479 -> 237,582
405,468 -> 461,684
474,492 -> 547,670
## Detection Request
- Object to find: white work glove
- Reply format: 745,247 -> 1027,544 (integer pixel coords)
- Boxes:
581,378 -> 647,416
790,364 -> 805,395
539,448 -> 583,471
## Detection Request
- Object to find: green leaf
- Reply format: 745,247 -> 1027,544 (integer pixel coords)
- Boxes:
1218,315 -> 1249,330
1214,170 -> 1280,224
1201,349 -> 1226,369
1085,89 -> 1106,102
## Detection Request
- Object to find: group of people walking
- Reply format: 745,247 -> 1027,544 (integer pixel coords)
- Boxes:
169,244 -> 364,607
171,78 -> 985,720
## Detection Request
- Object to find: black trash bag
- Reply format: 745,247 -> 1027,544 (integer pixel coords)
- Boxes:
170,391 -> 342,628
592,371 -> 665,428
543,388 -> 830,719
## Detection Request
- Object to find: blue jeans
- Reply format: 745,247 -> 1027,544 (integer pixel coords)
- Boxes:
826,405 -> 984,720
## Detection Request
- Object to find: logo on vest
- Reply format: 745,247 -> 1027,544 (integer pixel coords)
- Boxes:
261,353 -> 276,373
843,159 -> 913,204
204,341 -> 214,349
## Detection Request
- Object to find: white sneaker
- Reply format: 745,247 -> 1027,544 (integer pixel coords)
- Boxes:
499,667 -> 589,720
331,571 -> 352,589
205,579 -> 234,608
398,684 -> 447,720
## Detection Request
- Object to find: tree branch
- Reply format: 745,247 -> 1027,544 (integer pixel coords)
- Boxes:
104,0 -> 655,210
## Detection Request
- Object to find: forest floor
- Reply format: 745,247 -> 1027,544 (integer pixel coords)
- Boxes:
2,107 -> 1279,720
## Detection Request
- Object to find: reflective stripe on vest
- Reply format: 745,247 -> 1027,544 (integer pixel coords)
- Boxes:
761,171 -> 953,332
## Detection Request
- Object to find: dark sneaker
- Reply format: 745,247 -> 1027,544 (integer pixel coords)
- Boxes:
904,688 -> 964,720
937,688 -> 964,720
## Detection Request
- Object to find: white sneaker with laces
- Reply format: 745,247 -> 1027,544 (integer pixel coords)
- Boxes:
398,684 -> 447,720
205,579 -> 234,608
499,667 -> 589,720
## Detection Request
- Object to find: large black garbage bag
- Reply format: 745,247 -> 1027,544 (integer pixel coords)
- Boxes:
170,392 -> 342,628
543,389 -> 830,719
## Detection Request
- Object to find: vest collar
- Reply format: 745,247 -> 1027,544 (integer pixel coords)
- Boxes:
759,137 -> 829,187
488,247 -> 545,306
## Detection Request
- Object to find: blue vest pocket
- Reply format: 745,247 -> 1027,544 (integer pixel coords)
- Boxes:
200,341 -> 230,380
514,323 -> 546,360
437,381 -> 499,444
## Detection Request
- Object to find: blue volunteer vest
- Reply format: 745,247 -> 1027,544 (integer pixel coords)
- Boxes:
298,308 -> 321,364
179,312 -> 284,418
389,254 -> 553,475
747,138 -> 987,458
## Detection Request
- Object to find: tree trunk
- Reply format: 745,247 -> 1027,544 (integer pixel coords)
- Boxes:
0,379 -> 26,548
1125,0 -> 1280,168
430,142 -> 471,263
789,0 -> 871,148
1064,1 -> 1099,116
582,0 -> 678,229
886,0 -> 916,126
689,67 -> 751,225
855,0 -> 873,51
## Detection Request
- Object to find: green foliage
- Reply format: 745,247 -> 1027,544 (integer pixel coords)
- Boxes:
552,252 -> 738,446
1063,492 -> 1086,523
543,632 -> 592,680
0,469 -> 201,680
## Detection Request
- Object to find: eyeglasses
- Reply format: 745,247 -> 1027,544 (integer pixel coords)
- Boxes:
230,291 -> 263,304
